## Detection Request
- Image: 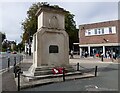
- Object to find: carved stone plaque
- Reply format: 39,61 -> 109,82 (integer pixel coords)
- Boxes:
49,16 -> 59,29
49,45 -> 59,53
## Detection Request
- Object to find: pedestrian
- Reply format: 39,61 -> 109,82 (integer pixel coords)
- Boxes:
108,51 -> 111,58
70,50 -> 74,59
106,51 -> 109,58
113,52 -> 116,60
101,53 -> 104,61
82,51 -> 85,58
85,51 -> 88,58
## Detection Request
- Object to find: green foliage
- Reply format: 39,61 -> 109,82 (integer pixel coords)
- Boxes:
21,2 -> 78,50
16,43 -> 24,52
21,2 -> 49,43
65,12 -> 79,50
0,32 -> 6,42
2,40 -> 8,52
0,32 -> 6,51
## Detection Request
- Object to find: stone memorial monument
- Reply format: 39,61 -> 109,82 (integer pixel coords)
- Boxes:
28,5 -> 70,76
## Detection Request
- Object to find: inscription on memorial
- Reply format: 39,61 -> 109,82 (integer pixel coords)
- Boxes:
49,45 -> 59,53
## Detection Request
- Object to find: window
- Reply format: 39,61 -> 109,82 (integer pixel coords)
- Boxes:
98,29 -> 101,34
85,26 -> 115,36
102,28 -> 104,34
88,30 -> 91,35
94,29 -> 97,34
109,27 -> 112,34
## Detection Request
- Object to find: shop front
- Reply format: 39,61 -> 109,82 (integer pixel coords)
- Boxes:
79,43 -> 120,58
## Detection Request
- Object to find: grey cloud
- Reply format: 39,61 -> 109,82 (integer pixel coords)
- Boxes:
1,2 -> 32,42
50,2 -> 117,28
74,2 -> 118,26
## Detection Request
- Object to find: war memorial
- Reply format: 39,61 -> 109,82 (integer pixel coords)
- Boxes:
22,5 -> 83,82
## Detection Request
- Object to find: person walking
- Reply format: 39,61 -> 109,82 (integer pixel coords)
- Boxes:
70,50 -> 74,59
85,51 -> 88,58
113,52 -> 116,60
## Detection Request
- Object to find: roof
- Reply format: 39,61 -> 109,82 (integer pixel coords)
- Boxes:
35,5 -> 68,16
79,20 -> 119,28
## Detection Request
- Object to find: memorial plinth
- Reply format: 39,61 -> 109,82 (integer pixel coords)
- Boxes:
27,5 -> 71,76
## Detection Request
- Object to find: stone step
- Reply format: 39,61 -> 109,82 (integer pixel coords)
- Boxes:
34,69 -> 75,76
35,66 -> 74,71
35,66 -> 54,71
34,70 -> 53,76
34,66 -> 75,76
23,71 -> 83,82
19,73 -> 94,90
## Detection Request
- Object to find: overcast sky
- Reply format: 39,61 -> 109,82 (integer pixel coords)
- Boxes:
0,1 -> 119,44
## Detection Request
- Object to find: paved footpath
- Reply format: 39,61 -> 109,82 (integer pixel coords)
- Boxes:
1,54 -> 119,92
2,68 -> 17,91
70,55 -> 119,64
1,54 -> 32,92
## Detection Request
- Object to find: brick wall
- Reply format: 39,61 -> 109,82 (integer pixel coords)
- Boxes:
79,20 -> 120,45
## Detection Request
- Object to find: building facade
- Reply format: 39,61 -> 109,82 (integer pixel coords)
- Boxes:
79,20 -> 120,58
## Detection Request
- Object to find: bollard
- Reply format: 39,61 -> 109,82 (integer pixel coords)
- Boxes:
21,56 -> 22,61
14,66 -> 20,78
21,55 -> 23,62
77,63 -> 79,71
101,55 -> 103,62
20,56 -> 22,62
8,58 -> 10,71
15,70 -> 17,78
95,66 -> 98,77
17,67 -> 22,91
22,56 -> 23,62
63,68 -> 65,82
14,66 -> 18,78
14,57 -> 16,66
18,70 -> 21,91
13,57 -> 16,73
